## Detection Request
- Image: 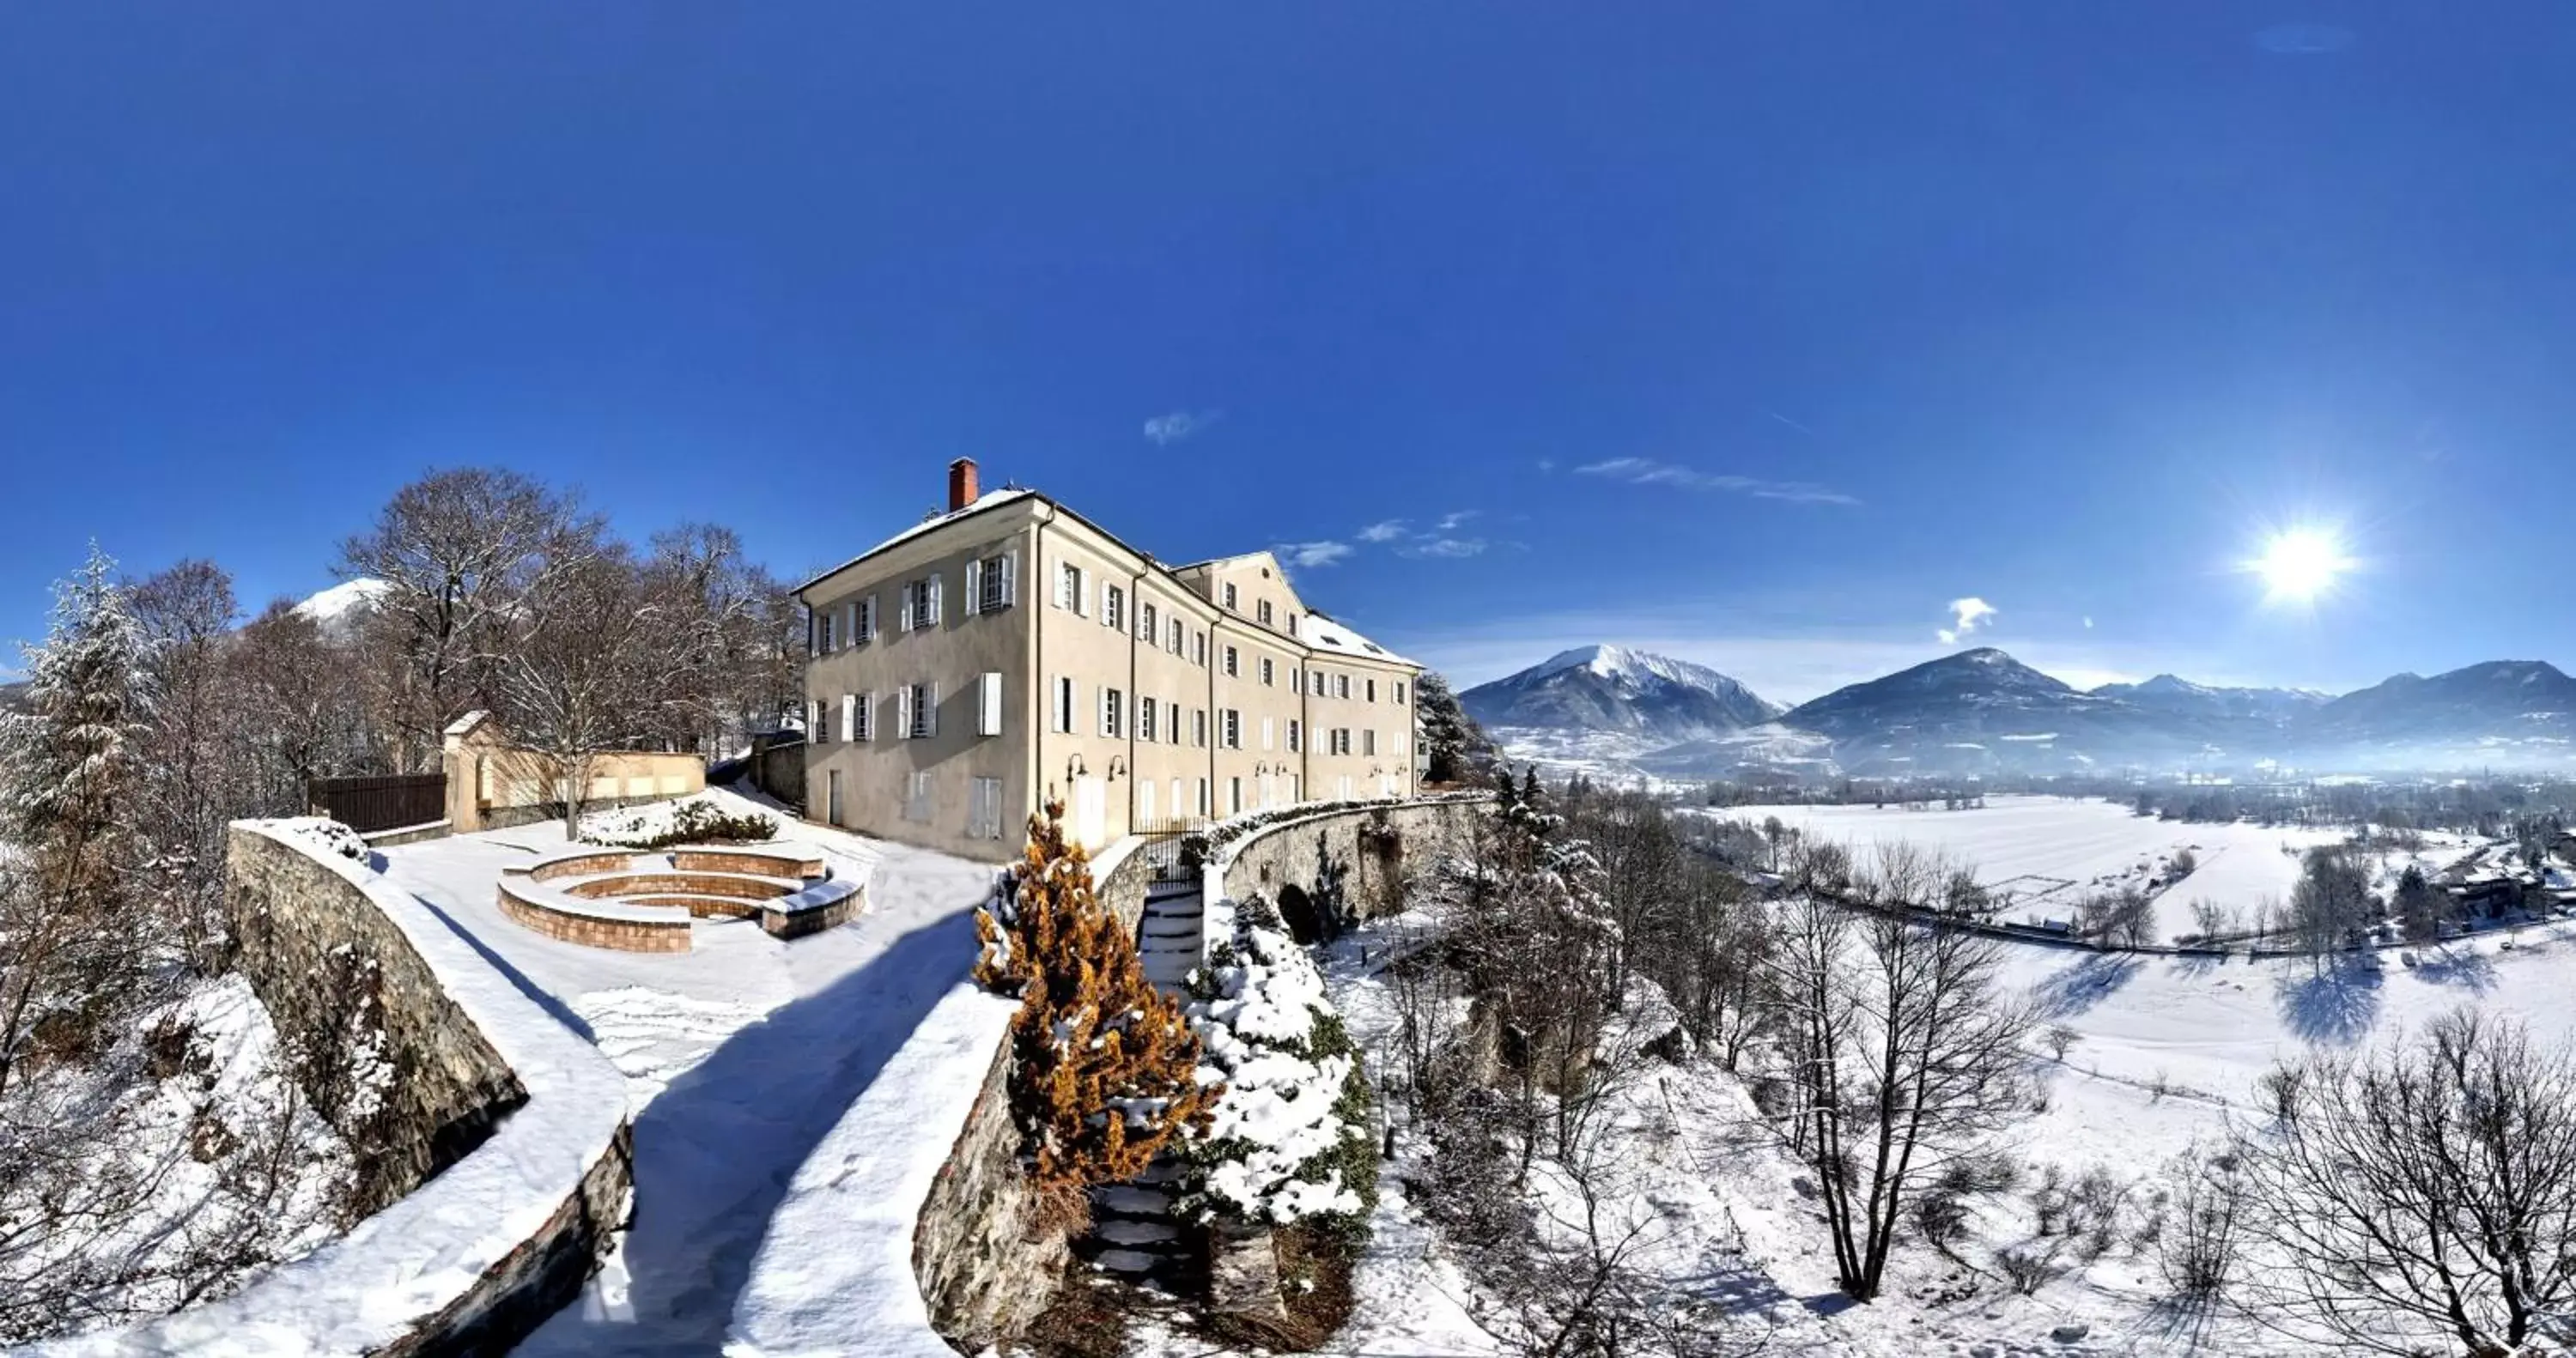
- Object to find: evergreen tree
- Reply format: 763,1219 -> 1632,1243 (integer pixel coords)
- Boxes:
1413,670 -> 1498,785
975,801 -> 1215,1228
0,546 -> 161,1096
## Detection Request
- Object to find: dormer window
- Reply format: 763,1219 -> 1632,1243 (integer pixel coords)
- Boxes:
1257,599 -> 1273,626
1221,582 -> 1239,610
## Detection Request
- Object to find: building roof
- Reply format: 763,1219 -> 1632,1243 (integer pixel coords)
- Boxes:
793,488 -> 1041,595
1301,610 -> 1417,668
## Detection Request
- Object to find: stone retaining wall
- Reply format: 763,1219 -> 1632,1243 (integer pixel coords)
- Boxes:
35,822 -> 635,1358
228,827 -> 528,1215
1213,797 -> 1494,944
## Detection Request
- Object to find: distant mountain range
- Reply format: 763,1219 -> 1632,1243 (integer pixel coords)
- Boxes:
1462,644 -> 2576,779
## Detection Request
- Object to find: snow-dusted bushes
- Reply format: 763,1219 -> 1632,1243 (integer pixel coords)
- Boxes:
1181,791 -> 1489,872
267,816 -> 369,864
585,794 -> 777,849
1179,896 -> 1376,1241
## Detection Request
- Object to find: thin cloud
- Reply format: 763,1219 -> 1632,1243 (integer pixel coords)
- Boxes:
1936,597 -> 1997,646
1435,510 -> 1479,531
1401,538 -> 1486,560
1357,519 -> 1408,543
1575,458 -> 1860,507
1143,409 -> 1220,445
1760,408 -> 1820,440
1276,540 -> 1352,568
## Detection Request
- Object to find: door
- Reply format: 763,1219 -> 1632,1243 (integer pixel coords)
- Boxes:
828,770 -> 844,826
1074,776 -> 1106,848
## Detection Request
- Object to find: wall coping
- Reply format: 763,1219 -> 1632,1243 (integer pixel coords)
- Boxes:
1198,794 -> 1496,962
30,821 -> 634,1358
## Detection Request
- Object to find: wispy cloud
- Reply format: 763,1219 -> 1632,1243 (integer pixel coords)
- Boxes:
1276,540 -> 1353,568
1935,597 -> 1997,646
1357,518 -> 1408,543
1435,509 -> 1479,531
1143,409 -> 1221,445
1760,408 -> 1820,440
1574,458 -> 1860,507
1402,537 -> 1486,560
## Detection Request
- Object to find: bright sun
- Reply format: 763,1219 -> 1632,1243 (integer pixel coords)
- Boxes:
2251,527 -> 2354,603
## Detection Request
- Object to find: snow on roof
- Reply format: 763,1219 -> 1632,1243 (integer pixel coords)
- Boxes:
1300,612 -> 1415,667
795,488 -> 1041,594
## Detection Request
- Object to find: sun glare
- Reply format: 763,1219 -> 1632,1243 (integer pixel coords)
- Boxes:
2251,527 -> 2354,603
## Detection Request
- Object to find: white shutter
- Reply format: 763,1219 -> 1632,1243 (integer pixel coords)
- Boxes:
899,583 -> 914,632
978,672 -> 1003,737
928,574 -> 944,626
1076,573 -> 1090,617
1000,549 -> 1018,607
926,682 -> 939,736
965,559 -> 982,615
841,693 -> 855,743
1262,717 -> 1274,751
1098,688 -> 1110,737
842,602 -> 856,646
896,685 -> 914,738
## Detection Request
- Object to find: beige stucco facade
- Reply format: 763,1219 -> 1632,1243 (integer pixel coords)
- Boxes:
797,467 -> 1423,859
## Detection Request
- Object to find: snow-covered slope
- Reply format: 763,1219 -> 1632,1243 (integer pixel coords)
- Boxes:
2089,673 -> 2328,720
1460,645 -> 1783,745
290,578 -> 391,637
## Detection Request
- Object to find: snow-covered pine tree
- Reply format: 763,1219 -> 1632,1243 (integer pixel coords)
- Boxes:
0,545 -> 163,1095
975,801 -> 1216,1229
1412,670 -> 1498,786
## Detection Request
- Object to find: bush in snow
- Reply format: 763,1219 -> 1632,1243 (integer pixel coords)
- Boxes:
586,795 -> 776,849
1178,895 -> 1377,1244
975,801 -> 1213,1232
267,816 -> 369,864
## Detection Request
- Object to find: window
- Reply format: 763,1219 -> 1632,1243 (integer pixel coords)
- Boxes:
1193,707 -> 1207,749
1261,716 -> 1274,751
1193,630 -> 1207,666
1103,584 -> 1125,631
1229,777 -> 1242,815
1331,727 -> 1352,755
1223,645 -> 1238,677
1139,779 -> 1157,822
1140,601 -> 1157,643
1337,673 -> 1352,700
1257,599 -> 1273,626
1197,779 -> 1210,818
903,771 -> 933,823
1292,667 -> 1304,695
1054,676 -> 1078,734
819,607 -> 837,652
1287,719 -> 1302,753
1222,581 -> 1238,610
854,689 -> 873,741
901,682 -> 937,738
1222,708 -> 1241,749
1139,696 -> 1158,743
839,693 -> 854,743
969,776 -> 1005,840
857,595 -> 878,642
1366,678 -> 1378,703
1168,616 -> 1183,654
1394,682 -> 1407,706
969,553 -> 1015,614
1170,697 -> 1183,744
1170,778 -> 1186,822
976,672 -> 1003,737
1259,657 -> 1273,686
1363,729 -> 1378,757
902,575 -> 942,630
1288,614 -> 1299,638
1055,561 -> 1086,613
1101,688 -> 1124,739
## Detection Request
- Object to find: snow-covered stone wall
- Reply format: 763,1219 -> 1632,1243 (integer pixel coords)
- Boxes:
1212,797 -> 1493,944
29,823 -> 635,1358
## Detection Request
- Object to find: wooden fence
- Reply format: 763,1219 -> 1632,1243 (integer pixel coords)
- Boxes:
309,773 -> 449,834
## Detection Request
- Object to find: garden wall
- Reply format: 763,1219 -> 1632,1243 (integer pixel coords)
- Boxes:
1211,796 -> 1494,946
31,822 -> 635,1358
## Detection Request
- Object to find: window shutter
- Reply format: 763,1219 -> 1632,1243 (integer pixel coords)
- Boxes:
900,584 -> 914,632
926,682 -> 939,736
841,602 -> 855,646
1098,688 -> 1109,736
1001,550 -> 1018,606
978,672 -> 1002,737
841,693 -> 855,743
897,685 -> 914,738
807,610 -> 819,656
929,574 -> 944,626
965,560 -> 982,615
857,691 -> 872,741
1074,571 -> 1089,616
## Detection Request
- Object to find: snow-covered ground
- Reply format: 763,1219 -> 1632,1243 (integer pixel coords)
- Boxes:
1697,796 -> 2479,943
373,786 -> 999,1355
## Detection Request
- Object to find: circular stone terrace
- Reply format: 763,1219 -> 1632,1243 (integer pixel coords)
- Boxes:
498,843 -> 865,952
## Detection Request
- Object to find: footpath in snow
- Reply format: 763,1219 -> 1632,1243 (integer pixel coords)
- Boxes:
374,791 -> 997,1355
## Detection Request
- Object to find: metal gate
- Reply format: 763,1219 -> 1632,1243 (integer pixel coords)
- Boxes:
307,773 -> 448,834
1133,815 -> 1201,885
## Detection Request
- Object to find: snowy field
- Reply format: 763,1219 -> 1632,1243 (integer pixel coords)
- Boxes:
374,787 -> 999,1355
1697,795 -> 2475,943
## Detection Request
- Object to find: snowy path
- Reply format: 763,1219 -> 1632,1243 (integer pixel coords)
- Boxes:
375,801 -> 996,1355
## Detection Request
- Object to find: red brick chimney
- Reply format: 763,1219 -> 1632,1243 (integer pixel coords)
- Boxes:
947,458 -> 979,512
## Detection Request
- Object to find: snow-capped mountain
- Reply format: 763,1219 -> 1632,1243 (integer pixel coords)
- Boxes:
1460,645 -> 1783,746
291,578 -> 391,638
2299,660 -> 2576,756
1781,648 -> 2151,773
2089,674 -> 2329,721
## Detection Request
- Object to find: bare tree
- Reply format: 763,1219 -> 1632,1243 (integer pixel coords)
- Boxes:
339,468 -> 586,769
128,561 -> 244,971
493,537 -> 677,839
2236,1009 -> 2576,1356
1770,870 -> 2032,1301
230,600 -> 372,814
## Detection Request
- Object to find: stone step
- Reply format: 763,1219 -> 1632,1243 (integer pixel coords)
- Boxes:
1094,1185 -> 1175,1215
1132,1159 -> 1188,1185
1145,881 -> 1202,900
1096,1218 -> 1182,1246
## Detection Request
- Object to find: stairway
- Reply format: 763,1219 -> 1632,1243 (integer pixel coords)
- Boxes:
1136,880 -> 1206,992
1078,878 -> 1210,1291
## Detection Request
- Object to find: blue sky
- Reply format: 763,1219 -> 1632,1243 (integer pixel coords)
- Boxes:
4,4 -> 2571,704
